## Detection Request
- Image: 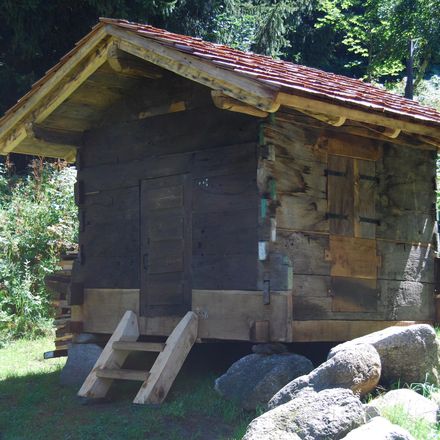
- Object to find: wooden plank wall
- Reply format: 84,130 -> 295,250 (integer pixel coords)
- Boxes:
72,74 -> 260,297
259,109 -> 436,322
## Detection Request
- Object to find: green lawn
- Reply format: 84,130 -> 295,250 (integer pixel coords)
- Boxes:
0,337 -> 254,440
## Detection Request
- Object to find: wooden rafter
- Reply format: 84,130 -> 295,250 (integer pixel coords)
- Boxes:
0,39 -> 111,156
277,91 -> 440,139
107,44 -> 164,79
211,91 -> 269,118
106,26 -> 280,113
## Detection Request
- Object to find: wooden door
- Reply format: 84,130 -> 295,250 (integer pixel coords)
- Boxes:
140,174 -> 192,317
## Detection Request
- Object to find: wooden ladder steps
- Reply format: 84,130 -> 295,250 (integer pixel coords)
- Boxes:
77,310 -> 198,405
112,341 -> 165,352
96,368 -> 150,381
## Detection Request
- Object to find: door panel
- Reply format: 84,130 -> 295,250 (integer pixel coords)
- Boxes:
140,174 -> 192,317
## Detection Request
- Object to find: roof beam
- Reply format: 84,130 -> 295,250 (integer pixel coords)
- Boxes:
106,25 -> 280,113
107,44 -> 163,79
277,91 -> 440,139
298,109 -> 346,127
211,91 -> 269,118
0,39 -> 110,155
0,25 -> 109,154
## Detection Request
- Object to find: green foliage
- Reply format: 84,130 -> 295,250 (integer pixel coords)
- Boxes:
211,0 -> 313,57
381,404 -> 439,439
0,161 -> 77,342
318,0 -> 440,82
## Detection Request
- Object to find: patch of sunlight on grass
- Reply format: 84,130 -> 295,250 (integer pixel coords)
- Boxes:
0,336 -> 65,379
382,404 -> 439,440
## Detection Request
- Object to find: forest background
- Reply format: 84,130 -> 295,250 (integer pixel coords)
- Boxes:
1,0 -> 440,341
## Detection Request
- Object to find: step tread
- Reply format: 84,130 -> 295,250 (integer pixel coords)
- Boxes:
95,368 -> 150,381
112,341 -> 165,352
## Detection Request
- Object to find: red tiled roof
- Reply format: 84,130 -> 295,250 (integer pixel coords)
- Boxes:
102,18 -> 440,127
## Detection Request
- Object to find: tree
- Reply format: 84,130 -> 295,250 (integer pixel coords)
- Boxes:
318,0 -> 440,89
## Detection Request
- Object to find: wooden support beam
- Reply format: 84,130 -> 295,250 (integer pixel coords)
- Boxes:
0,126 -> 27,154
277,91 -> 440,139
299,109 -> 346,126
211,91 -> 269,118
32,124 -> 84,146
0,26 -> 108,154
107,44 -> 163,79
0,39 -> 111,157
107,26 -> 280,112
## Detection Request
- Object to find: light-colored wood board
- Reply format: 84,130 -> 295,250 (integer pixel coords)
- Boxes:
78,310 -> 139,399
327,235 -> 379,279
291,319 -> 433,342
81,289 -> 292,342
133,311 -> 198,404
96,368 -> 150,381
317,132 -> 382,161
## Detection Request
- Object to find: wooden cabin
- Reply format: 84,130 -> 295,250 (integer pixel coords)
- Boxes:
1,19 -> 440,348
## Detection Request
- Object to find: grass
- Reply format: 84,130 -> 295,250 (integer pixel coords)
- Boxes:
381,404 -> 439,440
0,337 -> 255,440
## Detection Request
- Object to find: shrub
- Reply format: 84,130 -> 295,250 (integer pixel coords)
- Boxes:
0,159 -> 78,342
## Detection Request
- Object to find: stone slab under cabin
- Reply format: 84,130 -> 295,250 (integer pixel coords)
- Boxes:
1,18 -> 440,345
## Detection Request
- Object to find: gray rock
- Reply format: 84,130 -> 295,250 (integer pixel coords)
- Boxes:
366,389 -> 438,424
269,344 -> 381,408
341,417 -> 415,440
244,388 -> 365,440
252,343 -> 288,355
214,353 -> 313,410
60,343 -> 102,387
364,403 -> 381,421
328,324 -> 440,385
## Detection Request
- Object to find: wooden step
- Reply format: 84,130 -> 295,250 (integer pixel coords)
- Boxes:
95,368 -> 150,381
112,341 -> 165,352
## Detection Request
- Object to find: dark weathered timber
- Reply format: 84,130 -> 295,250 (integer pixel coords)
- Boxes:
331,277 -> 378,313
82,106 -> 259,167
327,155 -> 354,236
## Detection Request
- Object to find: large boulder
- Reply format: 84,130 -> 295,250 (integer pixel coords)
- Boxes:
328,324 -> 440,385
60,343 -> 102,387
269,344 -> 380,408
341,417 -> 415,440
365,389 -> 438,424
214,352 -> 313,410
244,388 -> 365,440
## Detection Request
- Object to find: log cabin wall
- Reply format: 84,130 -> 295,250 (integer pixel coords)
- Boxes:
72,74 -> 260,313
259,109 -> 436,323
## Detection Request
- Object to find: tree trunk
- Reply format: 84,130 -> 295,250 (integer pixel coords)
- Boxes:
404,39 -> 414,100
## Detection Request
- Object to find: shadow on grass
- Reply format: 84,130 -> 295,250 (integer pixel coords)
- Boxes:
0,343 -> 259,440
